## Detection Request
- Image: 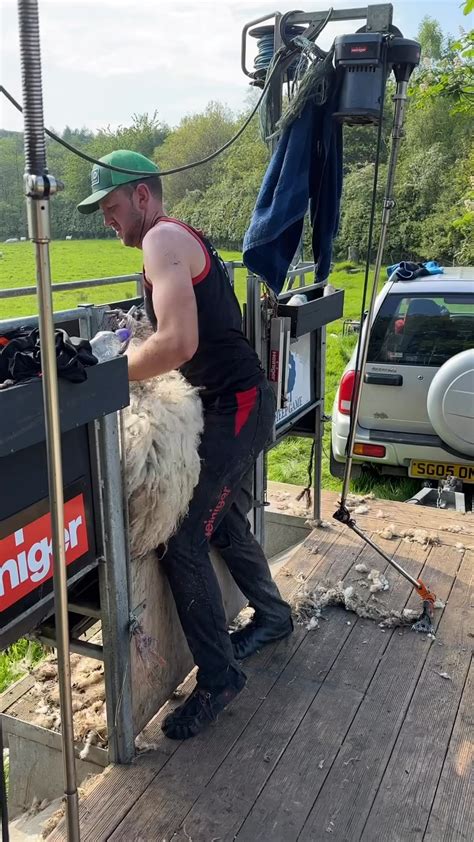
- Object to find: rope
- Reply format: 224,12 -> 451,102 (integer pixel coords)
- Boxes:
270,47 -> 335,140
257,8 -> 334,143
296,440 -> 315,508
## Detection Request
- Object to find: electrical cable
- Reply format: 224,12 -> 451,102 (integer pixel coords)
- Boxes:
0,52 -> 286,178
280,7 -> 333,57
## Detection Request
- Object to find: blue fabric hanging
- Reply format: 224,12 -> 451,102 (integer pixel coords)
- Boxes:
243,84 -> 343,296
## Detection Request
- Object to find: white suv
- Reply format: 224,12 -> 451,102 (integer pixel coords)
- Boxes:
331,268 -> 474,485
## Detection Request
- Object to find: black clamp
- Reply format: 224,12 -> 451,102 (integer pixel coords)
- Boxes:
333,505 -> 355,527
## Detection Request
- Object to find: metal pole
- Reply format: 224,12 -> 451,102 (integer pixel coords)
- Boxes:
17,2 -> 80,839
313,324 -> 326,523
349,522 -> 420,588
339,79 -> 409,507
96,412 -> 135,763
246,273 -> 266,544
80,306 -> 134,764
0,716 -> 9,842
270,13 -> 283,153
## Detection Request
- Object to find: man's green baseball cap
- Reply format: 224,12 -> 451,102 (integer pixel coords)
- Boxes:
77,149 -> 159,214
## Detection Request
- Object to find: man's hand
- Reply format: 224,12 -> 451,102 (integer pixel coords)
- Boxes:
126,224 -> 199,381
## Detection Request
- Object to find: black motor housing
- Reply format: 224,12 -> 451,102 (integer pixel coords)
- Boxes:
333,33 -> 387,125
388,37 -> 421,82
333,33 -> 421,125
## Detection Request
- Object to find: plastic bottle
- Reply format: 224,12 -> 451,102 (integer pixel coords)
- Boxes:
287,293 -> 307,306
90,328 -> 130,362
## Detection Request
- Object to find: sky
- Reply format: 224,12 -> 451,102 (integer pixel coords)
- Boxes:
0,0 -> 470,135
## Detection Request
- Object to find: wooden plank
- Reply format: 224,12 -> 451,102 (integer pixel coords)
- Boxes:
48,501 -> 468,842
0,713 -> 107,767
108,620 -> 313,841
134,608 -> 356,842
0,673 -> 35,713
297,543 -> 461,842
360,550 -> 473,842
345,516 -> 474,549
277,526 -> 364,602
235,540 -> 426,841
424,660 -> 474,842
316,489 -> 472,531
267,485 -> 472,531
47,680 -> 201,842
106,523 -> 364,839
50,526 -> 329,841
236,624 -> 378,842
47,756 -> 160,842
164,536 -> 412,842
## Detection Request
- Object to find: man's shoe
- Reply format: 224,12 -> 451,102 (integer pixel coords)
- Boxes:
230,615 -> 294,660
162,673 -> 246,740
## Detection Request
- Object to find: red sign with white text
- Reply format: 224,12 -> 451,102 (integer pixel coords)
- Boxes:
0,494 -> 88,612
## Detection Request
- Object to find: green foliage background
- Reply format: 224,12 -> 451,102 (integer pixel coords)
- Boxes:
1,19 -> 472,262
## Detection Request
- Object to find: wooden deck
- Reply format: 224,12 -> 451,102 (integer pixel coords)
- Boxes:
49,493 -> 473,842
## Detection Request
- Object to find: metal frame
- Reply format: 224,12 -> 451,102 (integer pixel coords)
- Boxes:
240,3 -> 398,538
0,300 -> 135,769
241,5 -> 393,80
79,305 -> 135,764
244,264 -> 327,540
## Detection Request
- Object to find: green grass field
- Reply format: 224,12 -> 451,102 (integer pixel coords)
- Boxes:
0,240 -> 419,689
0,239 -> 417,499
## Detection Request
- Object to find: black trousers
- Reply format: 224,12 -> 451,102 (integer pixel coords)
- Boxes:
160,379 -> 291,691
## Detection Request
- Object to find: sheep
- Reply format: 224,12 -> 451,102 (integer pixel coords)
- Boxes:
118,308 -> 204,558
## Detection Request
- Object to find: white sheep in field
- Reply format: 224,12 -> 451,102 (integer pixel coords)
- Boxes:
118,309 -> 203,558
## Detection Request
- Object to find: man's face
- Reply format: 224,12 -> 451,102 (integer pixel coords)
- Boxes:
99,186 -> 144,248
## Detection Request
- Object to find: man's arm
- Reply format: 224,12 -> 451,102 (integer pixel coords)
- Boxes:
126,226 -> 199,381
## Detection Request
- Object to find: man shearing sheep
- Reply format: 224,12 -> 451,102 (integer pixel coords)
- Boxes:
78,150 -> 292,740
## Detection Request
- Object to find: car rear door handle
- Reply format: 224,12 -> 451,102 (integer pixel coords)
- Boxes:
364,373 -> 403,386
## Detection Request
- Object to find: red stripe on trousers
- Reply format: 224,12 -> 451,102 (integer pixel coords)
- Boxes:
235,386 -> 257,436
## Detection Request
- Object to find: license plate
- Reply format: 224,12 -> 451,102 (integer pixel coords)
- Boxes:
409,460 -> 474,483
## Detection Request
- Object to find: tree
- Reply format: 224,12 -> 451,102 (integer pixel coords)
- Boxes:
157,102 -> 236,209
172,115 -> 268,247
0,13 -> 472,265
411,25 -> 474,115
417,16 -> 444,62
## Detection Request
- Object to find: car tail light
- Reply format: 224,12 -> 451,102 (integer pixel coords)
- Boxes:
353,442 -> 386,458
338,370 -> 359,415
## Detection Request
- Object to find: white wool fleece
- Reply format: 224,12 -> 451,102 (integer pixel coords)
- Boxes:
120,312 -> 204,558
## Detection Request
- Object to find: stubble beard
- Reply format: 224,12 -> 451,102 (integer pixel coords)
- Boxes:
122,207 -> 145,248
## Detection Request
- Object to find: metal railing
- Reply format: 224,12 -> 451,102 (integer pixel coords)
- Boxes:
0,259 -> 317,304
0,261 -> 245,302
0,273 -> 143,299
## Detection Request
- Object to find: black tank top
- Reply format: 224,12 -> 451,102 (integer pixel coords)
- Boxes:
143,217 -> 265,403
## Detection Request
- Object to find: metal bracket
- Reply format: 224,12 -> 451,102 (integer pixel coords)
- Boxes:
24,173 -> 64,198
333,504 -> 355,526
366,3 -> 393,32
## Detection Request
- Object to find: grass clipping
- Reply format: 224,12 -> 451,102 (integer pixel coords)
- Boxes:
293,565 -> 422,630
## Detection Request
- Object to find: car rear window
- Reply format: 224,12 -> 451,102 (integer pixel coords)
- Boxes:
367,293 -> 474,366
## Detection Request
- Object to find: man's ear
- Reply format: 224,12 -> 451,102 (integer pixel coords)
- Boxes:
135,182 -> 150,208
